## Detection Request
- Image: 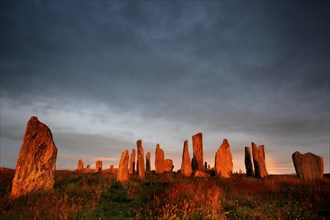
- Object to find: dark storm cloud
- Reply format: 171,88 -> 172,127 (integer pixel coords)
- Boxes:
1,1 -> 329,170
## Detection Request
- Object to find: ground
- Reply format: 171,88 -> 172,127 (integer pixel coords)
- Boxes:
1,168 -> 329,219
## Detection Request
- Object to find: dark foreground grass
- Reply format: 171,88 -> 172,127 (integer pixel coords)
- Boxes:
0,168 -> 329,219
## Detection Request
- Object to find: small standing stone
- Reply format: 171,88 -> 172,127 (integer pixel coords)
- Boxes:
137,140 -> 145,179
192,132 -> 204,171
109,165 -> 115,174
146,152 -> 151,172
245,146 -> 254,177
181,140 -> 192,177
86,165 -> 90,174
95,160 -> 102,173
117,150 -> 129,182
214,139 -> 233,178
252,142 -> 268,178
77,159 -> 84,173
155,144 -> 165,174
129,149 -> 136,175
164,159 -> 173,172
292,151 -> 324,181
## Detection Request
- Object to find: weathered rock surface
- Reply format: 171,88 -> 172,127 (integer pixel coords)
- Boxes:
215,139 -> 233,178
95,160 -> 102,173
109,165 -> 115,174
245,146 -> 254,177
292,151 -> 324,181
77,159 -> 84,172
164,159 -> 173,172
11,116 -> 58,198
146,152 -> 151,172
155,144 -> 165,174
192,132 -> 204,171
194,170 -> 210,177
252,142 -> 268,178
137,140 -> 145,178
86,165 -> 90,174
181,140 -> 192,177
117,150 -> 129,182
129,149 -> 136,175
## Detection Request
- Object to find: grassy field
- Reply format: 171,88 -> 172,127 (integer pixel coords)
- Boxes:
1,168 -> 329,219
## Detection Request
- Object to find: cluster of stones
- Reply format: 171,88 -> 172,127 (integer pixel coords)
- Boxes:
76,159 -> 119,174
11,116 -> 325,198
117,140 -> 175,182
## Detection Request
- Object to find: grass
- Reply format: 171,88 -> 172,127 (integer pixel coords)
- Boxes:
0,168 -> 329,219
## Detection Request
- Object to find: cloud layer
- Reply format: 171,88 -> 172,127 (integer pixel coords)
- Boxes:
1,1 -> 329,173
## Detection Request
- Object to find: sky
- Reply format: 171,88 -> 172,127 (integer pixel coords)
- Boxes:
1,1 -> 329,174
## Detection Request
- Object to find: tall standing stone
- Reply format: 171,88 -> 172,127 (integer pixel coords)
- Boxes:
155,144 -> 165,174
252,142 -> 268,178
146,152 -> 151,172
129,148 -> 136,175
117,150 -> 129,182
95,160 -> 102,173
11,116 -> 58,198
292,151 -> 324,181
192,132 -> 204,171
215,139 -> 233,178
86,165 -> 90,174
77,159 -> 84,172
164,159 -> 174,172
181,140 -> 192,177
137,140 -> 145,178
245,147 -> 254,177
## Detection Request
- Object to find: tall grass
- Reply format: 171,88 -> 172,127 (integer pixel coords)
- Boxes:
1,170 -> 329,219
143,180 -> 226,219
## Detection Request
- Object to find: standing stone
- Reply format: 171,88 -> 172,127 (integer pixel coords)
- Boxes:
215,139 -> 233,178
77,159 -> 84,173
109,165 -> 115,174
292,151 -> 324,181
181,140 -> 192,177
155,144 -> 165,174
137,140 -> 145,178
11,116 -> 58,198
192,132 -> 204,171
245,147 -> 254,177
129,148 -> 136,175
164,159 -> 173,172
146,152 -> 151,172
86,165 -> 90,174
95,160 -> 102,173
252,142 -> 268,178
117,150 -> 129,182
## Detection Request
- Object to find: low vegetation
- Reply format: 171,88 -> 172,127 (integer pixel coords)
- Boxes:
0,168 -> 329,219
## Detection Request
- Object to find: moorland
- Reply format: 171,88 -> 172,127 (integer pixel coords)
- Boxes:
1,168 -> 329,219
